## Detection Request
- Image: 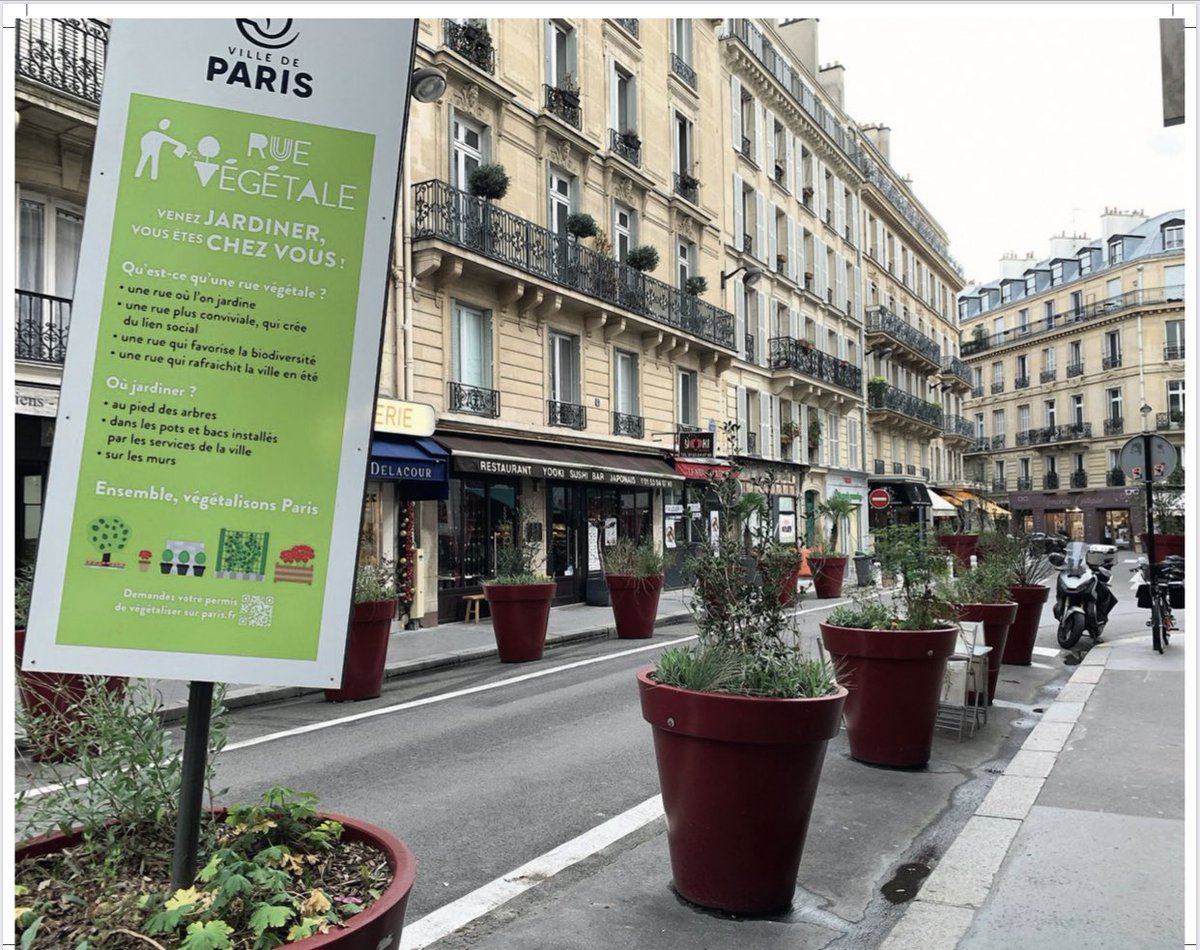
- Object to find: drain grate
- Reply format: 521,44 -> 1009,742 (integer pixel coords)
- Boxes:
880,862 -> 932,904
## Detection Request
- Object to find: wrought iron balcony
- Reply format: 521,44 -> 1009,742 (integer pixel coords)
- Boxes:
449,381 -> 500,418
971,385 -> 984,398
545,84 -> 581,129
443,19 -> 495,74
548,400 -> 587,430
922,467 -> 931,480
16,18 -> 108,104
893,462 -> 904,475
874,459 -> 885,475
673,171 -> 699,204
768,337 -> 862,394
612,18 -> 639,38
1040,368 -> 1058,383
991,435 -> 1007,449
940,355 -> 973,388
942,414 -> 977,440
739,136 -> 752,159
744,333 -> 756,363
992,480 -> 1008,494
610,128 -> 642,166
1104,417 -> 1124,435
1044,472 -> 1060,490
865,306 -> 940,368
746,431 -> 758,456
1106,469 -> 1126,487
991,381 -> 1005,395
1016,430 -> 1031,447
1017,477 -> 1033,491
15,289 -> 71,363
1102,353 -> 1122,370
612,411 -> 644,439
964,439 -> 989,455
1014,376 -> 1030,390
413,180 -> 735,350
671,53 -> 697,89
1164,343 -> 1185,360
1067,361 -> 1084,378
1157,412 -> 1185,431
907,464 -> 917,476
742,233 -> 753,254
1027,423 -> 1093,446
1071,470 -> 1088,488
866,382 -> 943,428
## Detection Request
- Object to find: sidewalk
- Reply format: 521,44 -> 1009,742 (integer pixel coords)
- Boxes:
883,630 -> 1186,949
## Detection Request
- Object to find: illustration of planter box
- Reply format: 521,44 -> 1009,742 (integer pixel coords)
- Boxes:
215,529 -> 270,581
274,543 -> 316,585
163,540 -> 207,577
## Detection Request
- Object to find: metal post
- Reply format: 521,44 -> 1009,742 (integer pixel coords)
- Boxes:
171,680 -> 214,890
1142,432 -> 1158,595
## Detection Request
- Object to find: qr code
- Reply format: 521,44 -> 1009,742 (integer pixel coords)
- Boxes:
239,594 -> 275,628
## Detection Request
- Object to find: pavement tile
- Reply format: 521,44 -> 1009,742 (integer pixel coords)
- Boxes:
1039,700 -> 1084,723
1021,720 -> 1075,752
1079,645 -> 1112,665
1068,664 -> 1104,683
878,900 -> 974,950
917,816 -> 1021,908
1052,681 -> 1095,703
1003,749 -> 1057,779
975,775 -> 1044,821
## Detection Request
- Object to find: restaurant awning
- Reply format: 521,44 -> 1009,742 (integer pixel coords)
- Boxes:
926,488 -> 958,516
434,433 -> 682,489
940,489 -> 1009,516
674,459 -> 733,481
369,435 -> 450,500
867,479 -> 932,507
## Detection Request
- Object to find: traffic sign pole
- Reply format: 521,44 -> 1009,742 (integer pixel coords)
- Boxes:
1143,432 -> 1158,605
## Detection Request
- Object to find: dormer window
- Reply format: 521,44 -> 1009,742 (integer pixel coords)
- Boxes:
1078,250 -> 1092,275
1025,273 -> 1037,295
1001,283 -> 1012,303
1108,239 -> 1124,265
1050,261 -> 1064,286
1163,222 -> 1184,250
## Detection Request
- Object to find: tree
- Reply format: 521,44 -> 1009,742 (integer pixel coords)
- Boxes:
88,515 -> 131,565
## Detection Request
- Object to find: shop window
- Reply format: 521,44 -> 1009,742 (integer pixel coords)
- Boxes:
437,477 -> 519,589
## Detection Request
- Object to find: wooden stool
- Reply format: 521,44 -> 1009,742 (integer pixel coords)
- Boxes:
463,593 -> 485,623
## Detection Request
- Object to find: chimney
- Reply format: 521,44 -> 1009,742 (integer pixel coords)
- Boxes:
860,123 -> 891,163
1101,208 -> 1148,240
776,18 -> 819,76
818,62 -> 845,111
997,251 -> 1034,280
1047,233 -> 1083,259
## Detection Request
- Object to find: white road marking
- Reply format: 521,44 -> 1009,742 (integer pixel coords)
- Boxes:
1030,646 -> 1060,657
399,794 -> 665,949
1029,661 -> 1054,670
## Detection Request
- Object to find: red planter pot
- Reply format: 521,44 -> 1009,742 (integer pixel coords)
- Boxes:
15,627 -> 127,762
325,600 -> 396,702
485,582 -> 557,662
956,602 -> 1018,705
606,574 -> 664,639
1002,585 -> 1051,666
1141,533 -> 1185,560
937,534 -> 979,569
818,623 -> 959,768
637,669 -> 847,914
809,556 -> 848,599
16,810 -> 417,950
756,559 -> 805,605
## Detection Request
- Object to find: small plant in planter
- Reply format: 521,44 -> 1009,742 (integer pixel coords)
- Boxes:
484,512 -> 556,662
565,211 -> 597,241
191,550 -> 207,578
624,244 -> 659,273
807,412 -> 823,449
468,162 -> 509,201
819,524 -> 959,768
602,538 -> 666,639
138,549 -> 153,572
160,548 -> 175,575
176,548 -> 191,576
809,492 -> 857,598
638,470 -> 845,914
684,275 -> 708,297
620,128 -> 641,150
779,420 -> 801,444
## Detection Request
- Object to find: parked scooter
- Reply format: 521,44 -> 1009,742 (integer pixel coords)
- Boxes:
1048,540 -> 1117,648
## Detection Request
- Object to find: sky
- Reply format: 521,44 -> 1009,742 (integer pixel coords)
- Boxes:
810,2 -> 1193,286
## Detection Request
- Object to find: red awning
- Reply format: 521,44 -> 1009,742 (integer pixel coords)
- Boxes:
674,459 -> 732,481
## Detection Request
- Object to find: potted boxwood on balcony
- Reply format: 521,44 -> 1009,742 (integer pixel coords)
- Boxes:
603,538 -> 665,639
468,162 -> 509,201
941,547 -> 1018,705
625,244 -> 659,273
819,524 -> 958,768
565,211 -> 597,241
638,471 -> 845,914
809,492 -> 856,598
16,681 -> 418,949
980,532 -> 1054,666
684,275 -> 708,297
325,559 -> 398,702
484,517 -> 556,662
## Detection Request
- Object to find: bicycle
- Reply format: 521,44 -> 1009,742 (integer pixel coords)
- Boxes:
1135,558 -> 1183,654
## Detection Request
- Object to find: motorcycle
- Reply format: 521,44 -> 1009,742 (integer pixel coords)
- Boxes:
1048,540 -> 1117,648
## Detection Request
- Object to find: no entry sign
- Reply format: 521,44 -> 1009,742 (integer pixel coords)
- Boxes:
868,488 -> 891,510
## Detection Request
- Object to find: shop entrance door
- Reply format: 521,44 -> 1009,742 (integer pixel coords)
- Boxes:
548,483 -> 586,604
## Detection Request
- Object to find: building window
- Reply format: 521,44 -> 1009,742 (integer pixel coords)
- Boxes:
1107,387 -> 1123,421
974,413 -> 985,439
1165,264 -> 1184,300
1045,400 -> 1057,428
614,349 -> 639,415
1068,340 -> 1082,366
1020,457 -> 1031,480
1016,354 -> 1028,380
548,166 -> 574,236
1071,394 -> 1084,426
1017,308 -> 1030,333
994,459 -> 1006,485
1043,299 -> 1056,327
549,331 -> 581,405
1163,223 -> 1184,250
1108,239 -> 1124,265
546,20 -> 577,89
612,61 -> 637,137
828,412 -> 841,467
1167,379 -> 1185,419
1043,346 -> 1056,371
991,361 -> 1004,386
1018,404 -> 1031,434
992,409 -> 1006,438
1104,330 -> 1121,364
674,111 -> 694,178
1165,320 -> 1184,358
613,202 -> 635,263
677,238 -> 695,289
671,18 -> 693,66
452,301 -> 493,388
1051,261 -> 1063,286
847,415 -> 859,468
1001,283 -> 1012,303
1078,251 -> 1092,275
451,115 -> 486,191
1069,290 -> 1083,315
992,316 -> 1005,338
18,192 -> 84,299
678,369 -> 698,428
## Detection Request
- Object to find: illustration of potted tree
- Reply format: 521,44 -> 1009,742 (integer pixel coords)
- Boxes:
176,549 -> 191,576
85,515 -> 130,568
192,551 -> 207,578
160,549 -> 174,575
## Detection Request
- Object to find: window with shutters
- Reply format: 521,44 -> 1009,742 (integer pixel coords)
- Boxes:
614,350 -> 639,415
452,301 -> 493,389
546,20 -> 576,89
613,62 -> 637,138
771,117 -> 788,187
678,370 -> 698,429
739,89 -> 755,159
613,202 -> 635,263
677,239 -> 695,290
549,332 -> 581,405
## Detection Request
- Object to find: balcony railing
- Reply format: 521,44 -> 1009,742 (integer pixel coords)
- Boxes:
1044,472 -> 1060,490
16,18 -> 108,104
1067,361 -> 1084,378
965,439 -> 988,455
545,84 -> 581,129
745,431 -> 759,456
1027,423 -> 1093,446
742,233 -> 753,254
1106,470 -> 1126,486
15,289 -> 72,363
866,382 -> 943,428
612,18 -> 639,38
1017,477 -> 1033,491
971,385 -> 984,398
671,53 -> 697,89
768,337 -> 862,394
449,381 -> 500,418
1014,375 -> 1030,390
941,355 -> 973,388
1165,343 -> 1185,360
893,462 -> 904,475
991,434 -> 1007,449
922,467 -> 931,480
865,306 -> 940,367
1102,353 -> 1122,370
874,459 -> 885,475
906,464 -> 917,476
549,400 -> 587,430
992,480 -> 1008,494
413,180 -> 735,350
1016,430 -> 1030,447
1040,368 -> 1058,383
1103,417 -> 1124,435
991,381 -> 1005,395
1157,412 -> 1185,431
744,333 -> 756,363
1071,470 -> 1088,488
610,128 -> 642,167
739,136 -> 752,159
612,411 -> 644,439
443,19 -> 495,74
943,414 -> 977,440
962,286 -> 1185,354
673,171 -> 699,204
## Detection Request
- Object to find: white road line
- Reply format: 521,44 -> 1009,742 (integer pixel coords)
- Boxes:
1030,646 -> 1060,657
399,794 -> 664,949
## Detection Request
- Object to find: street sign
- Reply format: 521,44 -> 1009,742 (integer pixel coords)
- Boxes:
868,488 -> 891,510
1118,435 -> 1179,483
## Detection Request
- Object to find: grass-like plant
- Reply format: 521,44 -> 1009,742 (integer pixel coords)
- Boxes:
489,506 -> 552,585
867,524 -> 957,630
354,558 -> 399,604
602,537 -> 665,578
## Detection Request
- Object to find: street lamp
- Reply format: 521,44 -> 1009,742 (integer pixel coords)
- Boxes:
719,265 -> 762,290
411,67 -> 448,102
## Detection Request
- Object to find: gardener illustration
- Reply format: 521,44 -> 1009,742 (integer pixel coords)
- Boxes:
135,118 -> 188,180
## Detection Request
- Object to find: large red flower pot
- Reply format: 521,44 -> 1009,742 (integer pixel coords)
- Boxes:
957,601 -> 1018,705
1141,533 -> 1185,560
16,811 -> 417,949
756,559 -> 805,605
606,574 -> 664,639
15,627 -> 126,762
637,669 -> 847,914
819,623 -> 959,768
484,582 -> 557,662
937,534 -> 979,569
1002,585 -> 1051,666
809,556 -> 848,598
325,600 -> 396,702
